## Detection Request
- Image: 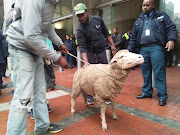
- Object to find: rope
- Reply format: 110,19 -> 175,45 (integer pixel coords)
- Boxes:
68,52 -> 90,65
52,52 -> 118,79
67,52 -> 112,77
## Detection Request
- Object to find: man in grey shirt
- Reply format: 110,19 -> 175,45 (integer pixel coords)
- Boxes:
74,3 -> 116,104
6,0 -> 68,135
111,27 -> 122,52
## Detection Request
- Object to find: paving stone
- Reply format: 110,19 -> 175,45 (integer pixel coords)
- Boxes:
171,121 -> 180,130
175,96 -> 180,101
3,82 -> 14,89
162,119 -> 175,127
152,116 -> 166,124
144,115 -> 155,121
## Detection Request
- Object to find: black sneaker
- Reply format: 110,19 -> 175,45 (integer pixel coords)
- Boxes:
86,95 -> 95,105
47,104 -> 53,112
48,107 -> 53,112
47,124 -> 63,133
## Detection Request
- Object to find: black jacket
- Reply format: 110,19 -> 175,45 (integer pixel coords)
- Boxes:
76,15 -> 110,54
128,9 -> 177,52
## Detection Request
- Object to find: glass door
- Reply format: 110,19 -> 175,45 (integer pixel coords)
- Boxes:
160,0 -> 180,66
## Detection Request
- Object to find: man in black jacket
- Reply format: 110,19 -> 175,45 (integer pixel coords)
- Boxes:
128,0 -> 177,106
74,3 -> 116,104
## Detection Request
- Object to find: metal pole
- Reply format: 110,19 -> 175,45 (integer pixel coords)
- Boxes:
77,46 -> 81,69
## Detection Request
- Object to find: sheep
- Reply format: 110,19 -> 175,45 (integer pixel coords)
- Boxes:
71,49 -> 144,132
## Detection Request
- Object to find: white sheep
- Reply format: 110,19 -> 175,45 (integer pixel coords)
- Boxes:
71,50 -> 144,132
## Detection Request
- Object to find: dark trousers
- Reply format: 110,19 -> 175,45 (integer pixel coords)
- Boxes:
139,45 -> 167,99
44,62 -> 55,89
86,50 -> 108,100
65,54 -> 73,68
0,75 -> 2,88
0,63 -> 5,87
87,50 -> 108,64
165,51 -> 173,66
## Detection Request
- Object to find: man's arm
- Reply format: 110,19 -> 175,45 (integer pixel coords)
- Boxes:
106,36 -> 116,55
21,0 -> 60,62
76,28 -> 90,68
97,16 -> 116,54
47,26 -> 64,48
81,52 -> 90,68
47,26 -> 68,54
164,13 -> 177,51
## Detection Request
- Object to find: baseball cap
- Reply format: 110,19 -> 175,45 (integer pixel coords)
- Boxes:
74,3 -> 87,16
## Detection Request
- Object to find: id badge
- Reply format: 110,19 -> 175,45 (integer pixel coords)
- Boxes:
146,29 -> 150,36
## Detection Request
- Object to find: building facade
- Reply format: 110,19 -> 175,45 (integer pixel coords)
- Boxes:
1,0 -> 180,66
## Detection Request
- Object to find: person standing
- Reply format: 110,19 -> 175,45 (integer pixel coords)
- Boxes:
0,28 -> 7,95
128,0 -> 177,106
111,27 -> 122,52
74,3 -> 116,104
121,29 -> 132,49
70,34 -> 78,66
6,0 -> 69,135
64,35 -> 75,69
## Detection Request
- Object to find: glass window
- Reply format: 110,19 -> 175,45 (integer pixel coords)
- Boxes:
98,0 -> 110,3
160,0 -> 180,66
54,1 -> 73,19
53,18 -> 73,42
0,5 -> 4,25
100,7 -> 114,34
99,0 -> 142,35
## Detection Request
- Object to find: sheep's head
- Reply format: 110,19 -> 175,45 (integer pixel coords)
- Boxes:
110,50 -> 144,70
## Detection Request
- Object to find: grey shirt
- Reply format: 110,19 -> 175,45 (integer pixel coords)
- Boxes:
6,0 -> 63,62
76,15 -> 110,54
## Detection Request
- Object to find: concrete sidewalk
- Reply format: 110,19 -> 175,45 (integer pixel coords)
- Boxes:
0,66 -> 180,135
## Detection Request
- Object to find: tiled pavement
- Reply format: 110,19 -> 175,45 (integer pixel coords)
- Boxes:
0,66 -> 180,135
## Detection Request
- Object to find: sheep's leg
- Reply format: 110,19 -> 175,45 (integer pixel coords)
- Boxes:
111,101 -> 118,120
82,91 -> 88,107
100,103 -> 107,132
71,93 -> 76,115
71,85 -> 83,114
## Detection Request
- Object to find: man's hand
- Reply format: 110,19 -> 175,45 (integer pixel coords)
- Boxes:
55,56 -> 69,68
60,45 -> 68,54
81,52 -> 90,68
82,62 -> 90,69
165,41 -> 174,51
106,36 -> 116,55
111,45 -> 116,55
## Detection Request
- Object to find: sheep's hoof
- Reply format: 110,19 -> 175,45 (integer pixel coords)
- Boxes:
102,123 -> 107,132
71,109 -> 75,115
102,127 -> 108,132
112,115 -> 118,120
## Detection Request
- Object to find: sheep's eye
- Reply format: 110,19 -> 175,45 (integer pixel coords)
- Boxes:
120,56 -> 124,58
